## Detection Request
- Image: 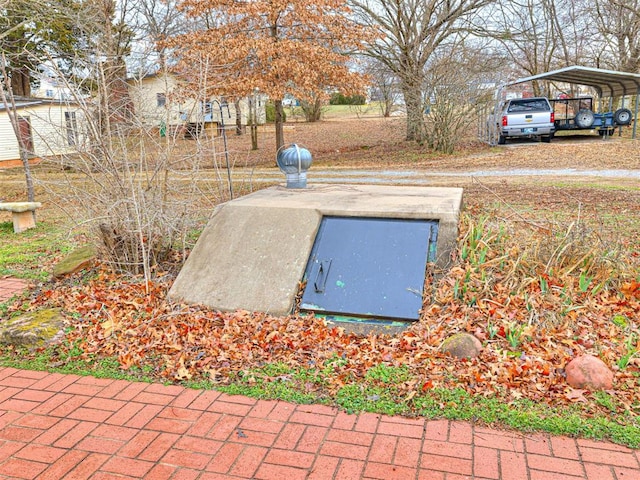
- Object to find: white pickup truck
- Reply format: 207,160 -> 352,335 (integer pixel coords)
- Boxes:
493,97 -> 555,144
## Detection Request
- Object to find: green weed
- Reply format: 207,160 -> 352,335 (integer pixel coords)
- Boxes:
487,322 -> 498,340
579,271 -> 593,293
365,364 -> 410,384
617,333 -> 638,370
505,323 -> 525,350
612,315 -> 629,329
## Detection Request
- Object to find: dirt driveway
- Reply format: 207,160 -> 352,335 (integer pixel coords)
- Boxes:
208,117 -> 640,171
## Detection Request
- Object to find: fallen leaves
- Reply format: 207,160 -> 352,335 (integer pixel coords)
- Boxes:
621,281 -> 640,298
20,256 -> 637,419
8,197 -> 640,419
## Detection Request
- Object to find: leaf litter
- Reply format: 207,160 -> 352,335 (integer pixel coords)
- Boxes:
8,206 -> 639,421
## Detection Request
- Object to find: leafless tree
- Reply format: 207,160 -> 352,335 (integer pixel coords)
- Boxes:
593,0 -> 640,72
129,0 -> 188,73
479,0 -> 561,95
70,0 -> 135,133
350,0 -> 490,143
547,0 -> 592,68
423,41 -> 497,153
34,56 -> 236,284
299,93 -> 324,123
362,56 -> 401,117
0,53 -> 35,202
17,1 -> 239,283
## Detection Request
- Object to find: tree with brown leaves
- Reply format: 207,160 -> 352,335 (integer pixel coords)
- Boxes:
165,0 -> 373,150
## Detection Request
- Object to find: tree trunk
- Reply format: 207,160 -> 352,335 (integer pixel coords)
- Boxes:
275,99 -> 285,151
103,58 -> 134,129
235,99 -> 243,135
400,78 -> 426,143
10,67 -> 31,97
0,57 -> 36,203
20,147 -> 35,203
301,97 -> 323,122
249,96 -> 258,150
383,99 -> 392,117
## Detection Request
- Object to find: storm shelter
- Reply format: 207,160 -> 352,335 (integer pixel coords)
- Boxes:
168,184 -> 463,327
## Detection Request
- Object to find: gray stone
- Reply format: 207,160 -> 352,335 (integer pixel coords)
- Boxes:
441,332 -> 482,359
53,245 -> 96,278
0,308 -> 65,348
565,355 -> 614,390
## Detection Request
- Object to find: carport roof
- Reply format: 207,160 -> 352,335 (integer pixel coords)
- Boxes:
507,66 -> 640,98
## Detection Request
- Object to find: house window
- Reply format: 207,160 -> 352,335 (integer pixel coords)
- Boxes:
202,101 -> 212,115
64,111 -> 78,146
156,93 -> 166,107
45,89 -> 55,98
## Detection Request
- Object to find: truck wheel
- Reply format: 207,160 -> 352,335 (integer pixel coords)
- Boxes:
575,109 -> 595,128
541,135 -> 552,143
498,135 -> 506,145
613,108 -> 632,126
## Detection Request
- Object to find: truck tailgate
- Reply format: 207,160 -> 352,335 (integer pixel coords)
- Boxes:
505,111 -> 552,127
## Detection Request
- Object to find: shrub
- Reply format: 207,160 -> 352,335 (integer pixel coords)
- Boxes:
329,93 -> 366,105
265,101 -> 286,123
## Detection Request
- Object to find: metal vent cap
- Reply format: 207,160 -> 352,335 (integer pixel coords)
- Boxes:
276,144 -> 312,188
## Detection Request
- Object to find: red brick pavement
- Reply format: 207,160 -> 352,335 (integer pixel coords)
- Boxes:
1,279 -> 639,479
0,368 -> 638,480
0,278 -> 29,303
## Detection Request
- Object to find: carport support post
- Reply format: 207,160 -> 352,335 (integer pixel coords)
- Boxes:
634,90 -> 640,139
620,97 -> 625,136
487,84 -> 506,146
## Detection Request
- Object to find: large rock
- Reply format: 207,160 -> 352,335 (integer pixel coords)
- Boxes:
441,332 -> 482,359
0,308 -> 65,347
53,245 -> 96,278
565,355 -> 613,390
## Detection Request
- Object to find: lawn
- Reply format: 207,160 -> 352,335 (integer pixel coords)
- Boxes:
1,115 -> 640,446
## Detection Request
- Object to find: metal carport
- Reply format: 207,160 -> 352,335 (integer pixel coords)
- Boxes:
482,66 -> 640,145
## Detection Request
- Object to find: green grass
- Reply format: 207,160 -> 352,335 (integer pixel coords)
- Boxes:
0,220 -> 73,281
204,363 -> 640,448
0,344 -> 153,382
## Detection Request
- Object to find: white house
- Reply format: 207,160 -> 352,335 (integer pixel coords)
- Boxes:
127,72 -> 266,136
0,98 -> 84,168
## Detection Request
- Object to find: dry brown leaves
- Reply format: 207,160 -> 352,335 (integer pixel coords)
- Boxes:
23,252 -> 639,417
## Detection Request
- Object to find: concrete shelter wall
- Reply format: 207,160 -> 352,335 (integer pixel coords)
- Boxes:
169,184 -> 463,316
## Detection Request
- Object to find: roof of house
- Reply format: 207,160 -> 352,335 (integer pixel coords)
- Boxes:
0,96 -> 79,112
0,97 -> 44,111
506,66 -> 640,98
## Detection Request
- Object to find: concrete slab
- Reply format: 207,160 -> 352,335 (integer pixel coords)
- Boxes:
169,204 -> 321,315
169,184 -> 463,316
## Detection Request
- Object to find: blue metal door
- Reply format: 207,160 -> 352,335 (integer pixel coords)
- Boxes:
300,216 -> 438,321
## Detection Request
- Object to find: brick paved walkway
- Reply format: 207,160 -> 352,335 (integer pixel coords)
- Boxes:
0,368 -> 638,480
1,279 -> 640,479
0,277 -> 29,303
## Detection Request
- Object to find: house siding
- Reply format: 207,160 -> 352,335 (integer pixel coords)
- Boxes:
129,74 -> 184,127
128,73 -> 266,128
0,114 -> 21,162
30,104 -> 77,156
0,102 -> 84,163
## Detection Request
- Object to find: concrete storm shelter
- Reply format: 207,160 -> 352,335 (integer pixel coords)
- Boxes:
169,184 -> 463,327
